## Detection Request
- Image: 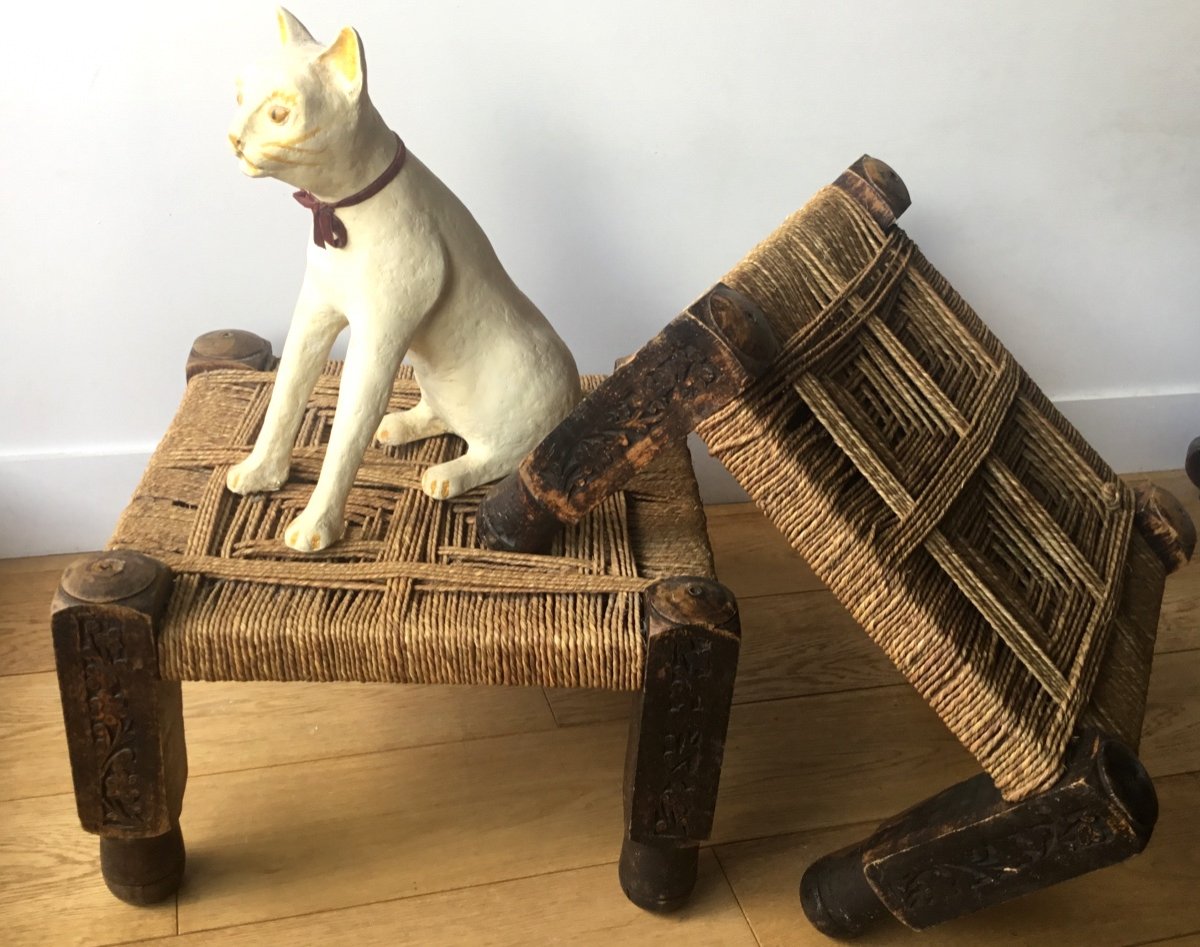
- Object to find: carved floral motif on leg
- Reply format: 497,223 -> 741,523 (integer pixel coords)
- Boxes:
77,613 -> 151,832
893,805 -> 1119,915
651,634 -> 715,839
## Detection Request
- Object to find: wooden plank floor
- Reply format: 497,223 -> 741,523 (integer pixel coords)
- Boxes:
1,469 -> 1197,946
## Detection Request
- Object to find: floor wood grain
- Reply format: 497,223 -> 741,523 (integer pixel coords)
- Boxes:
137,851 -> 756,947
1,471 -> 1196,946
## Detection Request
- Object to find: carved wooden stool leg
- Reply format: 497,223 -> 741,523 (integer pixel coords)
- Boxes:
51,551 -> 187,905
620,577 -> 741,912
800,730 -> 1157,936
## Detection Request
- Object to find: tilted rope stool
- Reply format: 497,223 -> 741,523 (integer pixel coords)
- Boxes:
51,354 -> 739,911
478,157 -> 1197,934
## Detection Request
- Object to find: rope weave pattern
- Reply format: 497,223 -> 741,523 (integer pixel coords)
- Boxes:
110,367 -> 714,688
698,186 -> 1146,800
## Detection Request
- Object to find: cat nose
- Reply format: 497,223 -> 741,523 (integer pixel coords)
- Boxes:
228,133 -> 243,153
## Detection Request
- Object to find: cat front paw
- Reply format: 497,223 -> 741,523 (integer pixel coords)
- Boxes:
283,506 -> 346,552
421,472 -> 456,500
227,456 -> 290,495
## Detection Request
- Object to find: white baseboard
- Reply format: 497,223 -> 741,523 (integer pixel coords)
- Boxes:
1053,391 -> 1199,477
0,448 -> 154,558
3,391 -> 1196,558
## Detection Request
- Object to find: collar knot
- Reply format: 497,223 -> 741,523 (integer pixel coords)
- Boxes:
292,133 -> 406,250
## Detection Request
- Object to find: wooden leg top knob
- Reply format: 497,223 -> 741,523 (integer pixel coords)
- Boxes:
60,551 -> 161,604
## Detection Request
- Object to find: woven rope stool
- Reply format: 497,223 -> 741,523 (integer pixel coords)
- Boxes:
51,346 -> 739,911
479,157 -> 1197,935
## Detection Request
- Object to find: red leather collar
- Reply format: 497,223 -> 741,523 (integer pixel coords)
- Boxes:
293,133 -> 407,250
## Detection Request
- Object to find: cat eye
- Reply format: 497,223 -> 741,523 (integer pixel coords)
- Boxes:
236,91 -> 244,106
269,105 -> 290,124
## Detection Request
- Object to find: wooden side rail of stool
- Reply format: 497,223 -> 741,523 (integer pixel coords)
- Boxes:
477,283 -> 780,553
800,731 -> 1157,936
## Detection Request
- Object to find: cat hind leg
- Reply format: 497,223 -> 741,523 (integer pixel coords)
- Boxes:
374,398 -> 448,446
421,448 -> 510,501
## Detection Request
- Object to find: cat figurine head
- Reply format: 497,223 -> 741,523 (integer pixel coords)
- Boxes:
228,9 -> 387,200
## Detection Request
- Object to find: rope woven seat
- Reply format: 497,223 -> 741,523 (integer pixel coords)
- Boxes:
108,364 -> 714,687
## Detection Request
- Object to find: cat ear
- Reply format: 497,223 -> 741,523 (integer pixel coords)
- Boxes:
318,27 -> 366,97
277,8 -> 316,46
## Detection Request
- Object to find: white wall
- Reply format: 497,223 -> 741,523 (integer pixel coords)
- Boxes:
3,1 -> 1198,556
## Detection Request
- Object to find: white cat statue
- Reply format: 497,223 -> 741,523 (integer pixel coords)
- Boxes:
225,8 -> 581,552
